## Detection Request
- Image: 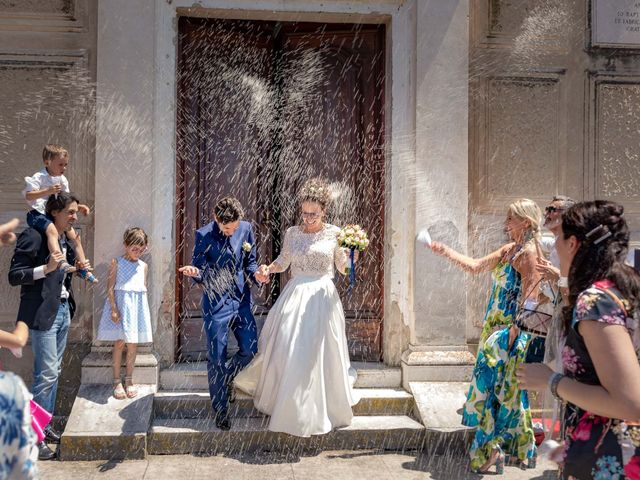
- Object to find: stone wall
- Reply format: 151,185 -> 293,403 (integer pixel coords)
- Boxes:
0,0 -> 97,415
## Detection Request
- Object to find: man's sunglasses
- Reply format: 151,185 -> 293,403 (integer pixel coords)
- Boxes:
545,206 -> 565,214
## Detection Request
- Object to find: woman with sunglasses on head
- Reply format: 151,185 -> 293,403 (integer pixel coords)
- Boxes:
426,198 -> 544,473
518,200 -> 640,479
525,196 -> 576,365
538,196 -> 576,287
234,178 -> 358,437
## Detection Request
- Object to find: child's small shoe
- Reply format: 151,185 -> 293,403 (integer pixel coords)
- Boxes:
113,380 -> 126,400
77,268 -> 98,284
124,376 -> 138,399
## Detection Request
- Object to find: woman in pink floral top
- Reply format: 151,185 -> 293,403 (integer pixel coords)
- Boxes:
518,200 -> 640,479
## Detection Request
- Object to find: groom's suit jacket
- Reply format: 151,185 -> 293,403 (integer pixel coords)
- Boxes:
191,220 -> 259,320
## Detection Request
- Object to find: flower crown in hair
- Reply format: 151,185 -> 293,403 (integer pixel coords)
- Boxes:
307,186 -> 326,195
585,224 -> 612,245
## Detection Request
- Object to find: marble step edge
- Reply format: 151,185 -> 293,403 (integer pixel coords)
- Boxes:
153,388 -> 415,418
160,361 -> 401,389
148,415 -> 425,454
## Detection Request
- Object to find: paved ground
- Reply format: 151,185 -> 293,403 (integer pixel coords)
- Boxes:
39,450 -> 559,479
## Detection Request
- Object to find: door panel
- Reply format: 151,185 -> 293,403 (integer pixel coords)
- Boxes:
176,18 -> 385,361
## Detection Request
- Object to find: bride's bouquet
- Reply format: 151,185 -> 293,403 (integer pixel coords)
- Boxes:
338,225 -> 369,292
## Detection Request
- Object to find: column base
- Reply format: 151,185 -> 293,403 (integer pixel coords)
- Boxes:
401,345 -> 476,390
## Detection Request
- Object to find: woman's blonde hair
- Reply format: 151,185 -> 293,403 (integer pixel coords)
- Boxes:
509,198 -> 543,249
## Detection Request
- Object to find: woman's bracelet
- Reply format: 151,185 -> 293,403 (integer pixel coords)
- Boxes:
548,372 -> 565,400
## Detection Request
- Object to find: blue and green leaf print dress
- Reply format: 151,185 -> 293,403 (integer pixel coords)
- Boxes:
463,260 -> 536,471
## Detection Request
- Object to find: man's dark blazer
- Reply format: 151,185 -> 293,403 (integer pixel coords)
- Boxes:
8,227 -> 76,331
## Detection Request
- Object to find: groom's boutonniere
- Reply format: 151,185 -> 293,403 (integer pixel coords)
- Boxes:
242,241 -> 252,253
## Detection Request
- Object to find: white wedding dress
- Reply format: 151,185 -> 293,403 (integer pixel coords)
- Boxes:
234,224 -> 359,437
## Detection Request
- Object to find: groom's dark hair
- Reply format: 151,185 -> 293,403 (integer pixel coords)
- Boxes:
214,197 -> 244,224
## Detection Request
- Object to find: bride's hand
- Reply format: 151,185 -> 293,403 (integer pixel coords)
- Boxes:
343,248 -> 359,262
255,264 -> 270,284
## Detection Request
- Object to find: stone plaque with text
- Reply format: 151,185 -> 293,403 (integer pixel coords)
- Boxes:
593,0 -> 640,48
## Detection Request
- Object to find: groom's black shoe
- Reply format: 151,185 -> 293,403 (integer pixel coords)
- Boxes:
215,413 -> 231,431
228,383 -> 236,404
44,426 -> 61,444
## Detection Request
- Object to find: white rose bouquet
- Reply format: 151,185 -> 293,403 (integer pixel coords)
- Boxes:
338,224 -> 370,252
338,225 -> 369,292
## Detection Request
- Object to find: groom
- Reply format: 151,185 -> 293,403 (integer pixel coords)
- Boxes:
179,197 -> 267,430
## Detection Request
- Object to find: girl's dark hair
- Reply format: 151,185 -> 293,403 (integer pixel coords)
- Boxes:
562,200 -> 640,333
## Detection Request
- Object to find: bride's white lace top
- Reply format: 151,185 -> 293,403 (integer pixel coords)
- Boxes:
271,224 -> 349,278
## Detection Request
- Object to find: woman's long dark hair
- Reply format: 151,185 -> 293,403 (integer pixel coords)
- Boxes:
562,200 -> 640,334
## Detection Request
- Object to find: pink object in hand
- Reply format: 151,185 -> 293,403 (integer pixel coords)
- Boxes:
29,400 -> 52,443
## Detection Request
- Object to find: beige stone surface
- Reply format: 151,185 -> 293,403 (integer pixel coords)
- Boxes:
409,382 -> 472,432
160,361 -> 402,390
148,415 -> 426,454
154,387 -> 414,418
61,384 -> 155,460
39,450 -> 559,479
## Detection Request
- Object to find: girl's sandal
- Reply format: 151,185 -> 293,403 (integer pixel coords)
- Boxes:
113,380 -> 126,400
124,376 -> 138,399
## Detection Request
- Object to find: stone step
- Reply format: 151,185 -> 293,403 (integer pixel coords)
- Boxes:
148,415 -> 425,454
60,384 -> 156,461
153,388 -> 415,419
81,352 -> 159,385
409,382 -> 474,456
159,361 -> 401,390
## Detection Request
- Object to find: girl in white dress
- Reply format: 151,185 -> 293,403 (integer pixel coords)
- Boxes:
234,178 -> 359,437
97,227 -> 152,399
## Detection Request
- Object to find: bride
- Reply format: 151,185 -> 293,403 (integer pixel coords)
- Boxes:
234,178 -> 359,437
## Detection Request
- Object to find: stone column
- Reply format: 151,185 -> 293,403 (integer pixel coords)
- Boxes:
401,0 -> 475,388
383,0 -> 417,366
82,0 -> 159,385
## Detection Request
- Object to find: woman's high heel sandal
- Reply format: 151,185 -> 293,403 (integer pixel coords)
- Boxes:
475,448 -> 505,474
495,453 -> 505,474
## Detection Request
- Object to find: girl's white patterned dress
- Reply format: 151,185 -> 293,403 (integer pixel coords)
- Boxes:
97,256 -> 152,343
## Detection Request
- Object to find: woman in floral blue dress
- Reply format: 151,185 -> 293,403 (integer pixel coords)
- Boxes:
1,322 -> 37,479
428,198 -> 544,473
519,200 -> 640,479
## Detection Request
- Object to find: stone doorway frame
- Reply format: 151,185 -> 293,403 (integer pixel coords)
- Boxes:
148,1 -> 417,367
95,0 -> 472,383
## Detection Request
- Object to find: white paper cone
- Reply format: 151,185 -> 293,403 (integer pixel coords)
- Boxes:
416,228 -> 432,246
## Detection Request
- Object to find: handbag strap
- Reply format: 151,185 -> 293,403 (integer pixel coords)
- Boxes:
600,287 -> 629,317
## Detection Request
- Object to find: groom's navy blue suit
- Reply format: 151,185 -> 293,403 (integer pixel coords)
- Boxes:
192,220 -> 259,417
